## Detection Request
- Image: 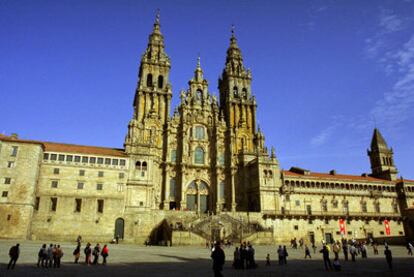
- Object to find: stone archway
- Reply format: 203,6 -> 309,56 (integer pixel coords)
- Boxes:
186,180 -> 210,213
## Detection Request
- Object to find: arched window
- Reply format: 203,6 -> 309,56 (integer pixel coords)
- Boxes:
158,75 -> 164,89
219,182 -> 225,201
135,161 -> 141,170
169,178 -> 176,198
233,86 -> 238,97
195,126 -> 205,140
142,161 -> 147,171
146,74 -> 153,87
199,182 -> 208,191
196,89 -> 203,102
194,147 -> 204,164
242,88 -> 247,97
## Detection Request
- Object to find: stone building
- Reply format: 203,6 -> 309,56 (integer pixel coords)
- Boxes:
1,15 -> 413,244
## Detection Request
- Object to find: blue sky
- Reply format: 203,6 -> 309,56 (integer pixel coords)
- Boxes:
1,0 -> 413,178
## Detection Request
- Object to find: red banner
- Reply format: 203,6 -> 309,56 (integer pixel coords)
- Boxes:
384,220 -> 391,236
339,219 -> 346,235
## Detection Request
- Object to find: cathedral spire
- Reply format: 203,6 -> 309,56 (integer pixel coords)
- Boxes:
194,55 -> 204,82
370,128 -> 388,151
368,128 -> 398,180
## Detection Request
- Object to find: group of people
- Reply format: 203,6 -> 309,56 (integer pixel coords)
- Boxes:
232,241 -> 257,269
73,242 -> 109,265
37,243 -> 64,268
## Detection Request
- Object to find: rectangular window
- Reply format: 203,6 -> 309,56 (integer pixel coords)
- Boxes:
79,170 -> 85,176
306,205 -> 312,215
51,180 -> 58,188
77,182 -> 84,189
97,183 -> 103,190
295,200 -> 300,206
74,156 -> 81,163
66,155 -> 73,162
4,177 -> 11,184
195,126 -> 205,140
50,154 -> 57,161
169,179 -> 176,198
294,225 -> 299,230
11,146 -> 18,157
75,198 -> 82,212
53,168 -> 60,175
2,191 -> 8,197
112,159 -> 119,166
119,172 -> 125,179
50,197 -> 57,211
58,154 -> 65,161
98,171 -> 104,177
97,199 -> 104,213
43,153 -> 49,160
34,197 -> 40,211
105,158 -> 111,165
170,150 -> 177,163
117,184 -> 123,192
90,157 -> 96,164
120,159 -> 126,166
82,156 -> 88,163
141,171 -> 145,177
97,158 -> 104,164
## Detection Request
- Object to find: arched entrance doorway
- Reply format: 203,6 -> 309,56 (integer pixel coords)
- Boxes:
114,218 -> 124,239
186,180 -> 210,213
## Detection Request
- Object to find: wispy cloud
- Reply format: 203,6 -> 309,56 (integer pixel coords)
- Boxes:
379,9 -> 403,33
310,125 -> 336,147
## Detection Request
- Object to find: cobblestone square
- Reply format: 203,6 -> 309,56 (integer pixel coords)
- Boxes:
1,240 -> 414,276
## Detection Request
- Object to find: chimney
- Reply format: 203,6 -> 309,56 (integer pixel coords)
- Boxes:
329,170 -> 336,175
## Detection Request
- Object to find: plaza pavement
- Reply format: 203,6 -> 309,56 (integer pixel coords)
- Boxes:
0,240 -> 413,276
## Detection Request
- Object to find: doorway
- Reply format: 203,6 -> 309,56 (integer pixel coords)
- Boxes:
114,218 -> 124,239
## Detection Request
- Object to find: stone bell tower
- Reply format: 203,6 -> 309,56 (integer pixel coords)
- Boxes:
125,11 -> 172,154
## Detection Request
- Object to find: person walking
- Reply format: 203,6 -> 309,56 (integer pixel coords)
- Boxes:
233,247 -> 240,269
320,244 -> 332,270
101,244 -> 109,265
361,243 -> 368,258
211,241 -> 225,277
92,243 -> 101,264
333,241 -> 340,260
7,243 -> 20,270
84,243 -> 92,265
373,243 -> 379,255
73,243 -> 81,263
266,253 -> 270,266
304,245 -> 312,259
407,242 -> 413,256
384,245 -> 393,270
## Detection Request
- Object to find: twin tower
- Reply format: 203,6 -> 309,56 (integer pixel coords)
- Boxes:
123,14 -> 279,213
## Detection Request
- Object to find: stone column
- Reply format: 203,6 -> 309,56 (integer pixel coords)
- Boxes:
231,169 -> 236,212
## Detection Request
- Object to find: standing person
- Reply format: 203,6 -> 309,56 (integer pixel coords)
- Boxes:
333,241 -> 340,260
7,243 -> 20,270
55,245 -> 63,268
92,243 -> 101,264
277,245 -> 284,265
350,244 -> 357,262
47,244 -> 54,268
342,241 -> 349,261
407,242 -> 413,256
101,245 -> 109,265
211,241 -> 225,277
37,244 -> 47,268
384,246 -> 393,270
73,243 -> 81,263
304,245 -> 312,259
283,245 -> 288,264
232,247 -> 240,269
361,243 -> 367,258
84,243 -> 92,265
373,242 -> 379,255
319,244 -> 332,271
52,244 -> 58,268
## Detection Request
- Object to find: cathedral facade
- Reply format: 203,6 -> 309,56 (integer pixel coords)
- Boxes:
1,16 -> 413,245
